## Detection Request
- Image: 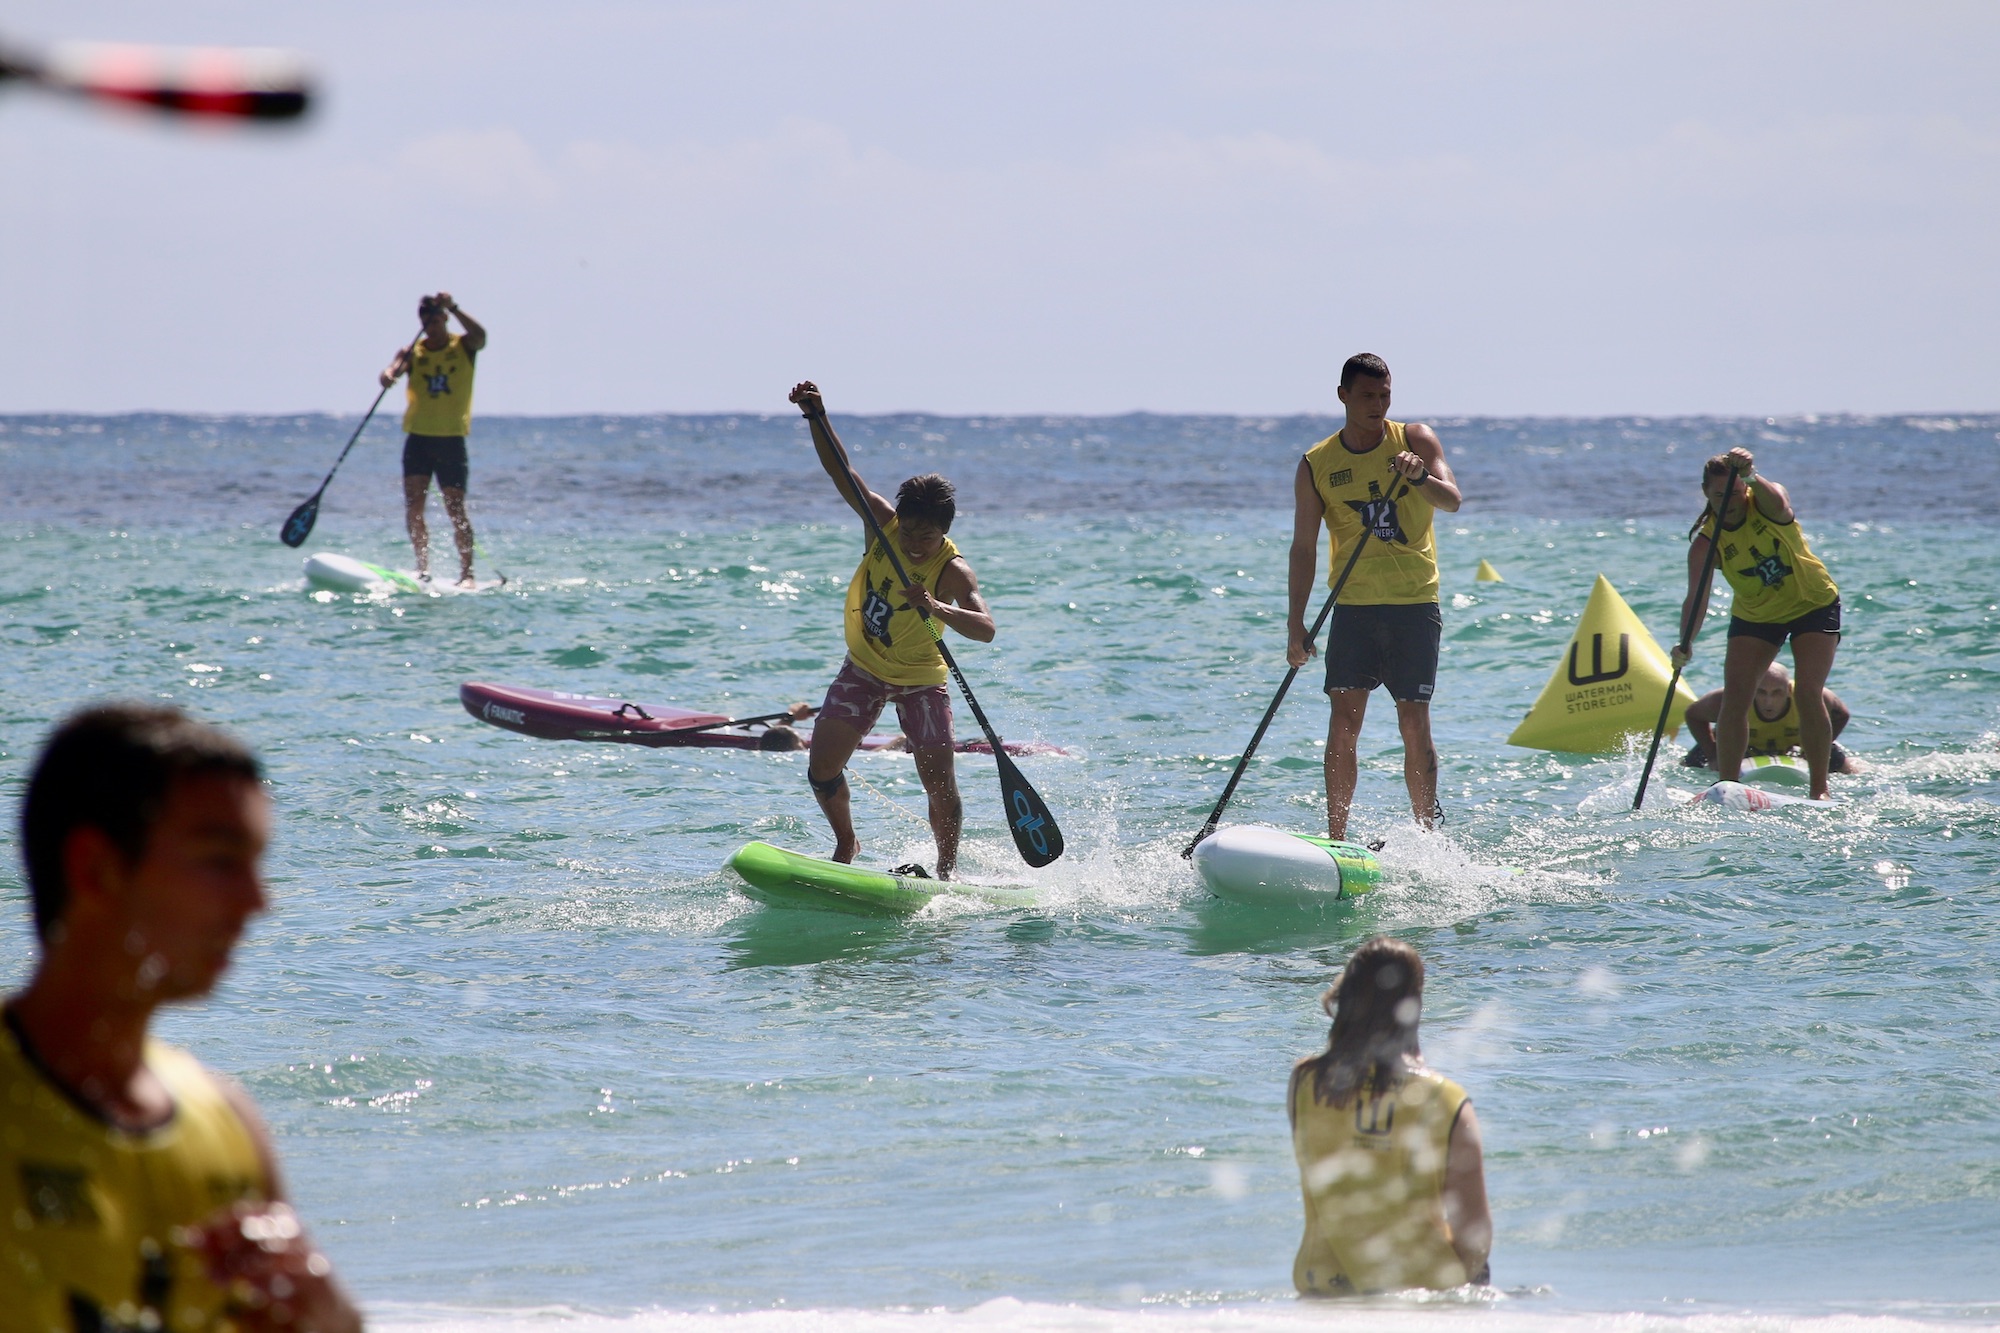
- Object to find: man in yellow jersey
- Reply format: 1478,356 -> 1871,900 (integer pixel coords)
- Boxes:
788,381 -> 995,879
3,705 -> 363,1332
1681,660 -> 1860,773
1287,354 -> 1463,840
380,291 -> 487,587
1670,447 -> 1843,799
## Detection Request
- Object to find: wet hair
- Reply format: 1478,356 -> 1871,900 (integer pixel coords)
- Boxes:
757,725 -> 807,752
419,296 -> 445,318
1688,453 -> 1742,537
895,474 -> 956,533
1340,353 -> 1390,389
20,703 -> 262,942
1304,936 -> 1426,1107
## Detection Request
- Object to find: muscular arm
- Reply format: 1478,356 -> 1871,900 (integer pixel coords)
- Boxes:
1683,688 -> 1723,757
1676,534 -> 1717,654
1826,690 -> 1851,739
911,557 -> 996,643
1287,456 -> 1324,667
1442,1101 -> 1493,1284
448,302 -> 486,354
791,382 -> 895,530
1743,473 -> 1795,524
1393,422 -> 1463,513
378,346 -> 410,390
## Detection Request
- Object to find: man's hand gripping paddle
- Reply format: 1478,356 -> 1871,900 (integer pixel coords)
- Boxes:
1183,476 -> 1409,857
1633,466 -> 1741,809
281,331 -> 421,548
800,403 -> 1064,868
0,40 -> 312,122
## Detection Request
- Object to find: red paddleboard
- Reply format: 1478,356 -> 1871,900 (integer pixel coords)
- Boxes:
460,682 -> 1067,756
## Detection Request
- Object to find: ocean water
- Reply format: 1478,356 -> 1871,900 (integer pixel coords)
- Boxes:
1,412 -> 1998,1332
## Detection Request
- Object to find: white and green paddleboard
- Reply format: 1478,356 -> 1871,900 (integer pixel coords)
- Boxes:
304,552 -> 424,594
1740,754 -> 1811,787
726,841 -> 1039,917
1191,825 -> 1382,906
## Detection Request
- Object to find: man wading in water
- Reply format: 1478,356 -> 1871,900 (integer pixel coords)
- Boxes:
788,381 -> 995,880
1287,354 -> 1462,840
381,292 -> 487,587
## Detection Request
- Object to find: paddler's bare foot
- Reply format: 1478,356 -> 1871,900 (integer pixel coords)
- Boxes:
457,568 -> 475,588
936,863 -> 954,882
832,836 -> 859,864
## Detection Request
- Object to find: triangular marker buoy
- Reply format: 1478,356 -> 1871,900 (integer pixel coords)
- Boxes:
1507,574 -> 1696,753
1474,559 -> 1504,583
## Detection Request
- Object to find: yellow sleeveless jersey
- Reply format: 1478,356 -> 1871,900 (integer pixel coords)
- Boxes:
1303,421 -> 1438,605
1747,695 -> 1803,755
843,516 -> 962,687
402,333 -> 477,436
0,1020 -> 269,1332
1291,1064 -> 1470,1294
1699,493 -> 1836,625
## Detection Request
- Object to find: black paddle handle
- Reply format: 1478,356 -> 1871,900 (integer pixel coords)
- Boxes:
1182,473 -> 1409,856
1632,468 -> 1739,809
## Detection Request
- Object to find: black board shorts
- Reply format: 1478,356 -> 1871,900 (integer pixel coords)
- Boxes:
1729,596 -> 1841,646
1323,602 -> 1441,703
403,434 -> 469,491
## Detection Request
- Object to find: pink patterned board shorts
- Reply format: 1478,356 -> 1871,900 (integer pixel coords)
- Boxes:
820,658 -> 954,749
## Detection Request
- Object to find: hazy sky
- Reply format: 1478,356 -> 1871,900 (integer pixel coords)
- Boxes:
3,1 -> 1997,415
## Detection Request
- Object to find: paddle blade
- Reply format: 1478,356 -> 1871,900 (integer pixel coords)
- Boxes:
279,493 -> 319,548
996,752 -> 1063,867
35,43 -> 313,122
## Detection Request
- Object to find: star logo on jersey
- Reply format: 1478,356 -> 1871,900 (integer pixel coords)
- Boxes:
860,577 -> 897,646
1344,491 -> 1406,544
1738,544 -> 1793,589
425,371 -> 452,397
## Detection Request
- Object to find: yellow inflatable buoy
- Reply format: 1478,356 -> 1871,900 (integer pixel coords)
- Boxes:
1474,559 -> 1504,583
1507,574 -> 1696,753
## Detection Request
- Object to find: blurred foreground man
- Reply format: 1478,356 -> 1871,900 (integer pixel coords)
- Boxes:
2,704 -> 363,1332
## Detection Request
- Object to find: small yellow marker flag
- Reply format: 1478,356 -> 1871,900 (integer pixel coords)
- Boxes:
1507,574 -> 1696,753
1474,559 -> 1504,583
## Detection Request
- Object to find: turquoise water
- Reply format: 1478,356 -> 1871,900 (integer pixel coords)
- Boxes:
2,415 -> 1998,1330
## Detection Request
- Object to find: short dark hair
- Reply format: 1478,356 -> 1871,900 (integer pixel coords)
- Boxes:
895,473 -> 957,532
20,704 -> 262,941
1340,353 -> 1390,389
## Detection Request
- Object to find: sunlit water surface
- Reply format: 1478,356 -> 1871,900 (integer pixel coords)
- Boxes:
2,413 -> 1997,1331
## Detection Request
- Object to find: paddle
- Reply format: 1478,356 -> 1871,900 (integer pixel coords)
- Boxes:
0,39 -> 311,121
1633,466 -> 1741,809
280,332 -> 421,548
800,402 -> 1064,868
1183,474 -> 1410,857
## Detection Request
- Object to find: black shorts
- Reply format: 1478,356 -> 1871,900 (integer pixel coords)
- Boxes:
403,434 -> 469,491
1323,602 -> 1441,703
1730,597 -> 1841,646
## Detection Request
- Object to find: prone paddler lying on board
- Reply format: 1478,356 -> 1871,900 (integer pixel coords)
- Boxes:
1680,661 -> 1862,775
1670,446 -> 1844,800
789,381 -> 995,880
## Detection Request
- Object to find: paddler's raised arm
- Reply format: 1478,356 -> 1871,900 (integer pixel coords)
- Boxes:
790,381 -> 895,529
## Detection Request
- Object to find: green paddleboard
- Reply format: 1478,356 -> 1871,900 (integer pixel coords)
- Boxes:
726,841 -> 1039,917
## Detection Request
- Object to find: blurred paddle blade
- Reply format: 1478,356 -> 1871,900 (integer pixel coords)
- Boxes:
280,492 -> 320,547
31,42 -> 313,122
997,751 -> 1063,868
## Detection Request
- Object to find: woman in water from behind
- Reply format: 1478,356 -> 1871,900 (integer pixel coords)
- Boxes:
1670,446 -> 1842,799
1289,937 -> 1490,1295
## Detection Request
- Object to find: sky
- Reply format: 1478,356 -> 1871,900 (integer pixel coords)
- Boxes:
2,1 -> 1997,416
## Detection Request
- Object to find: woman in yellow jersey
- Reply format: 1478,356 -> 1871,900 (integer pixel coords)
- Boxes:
1670,447 -> 1843,799
4,705 -> 361,1332
1681,661 -> 1860,773
788,382 -> 996,879
1289,937 -> 1491,1296
380,291 -> 487,586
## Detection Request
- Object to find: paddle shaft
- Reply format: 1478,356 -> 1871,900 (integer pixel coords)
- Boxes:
1632,468 -> 1740,809
1183,474 -> 1409,856
281,330 -> 421,545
